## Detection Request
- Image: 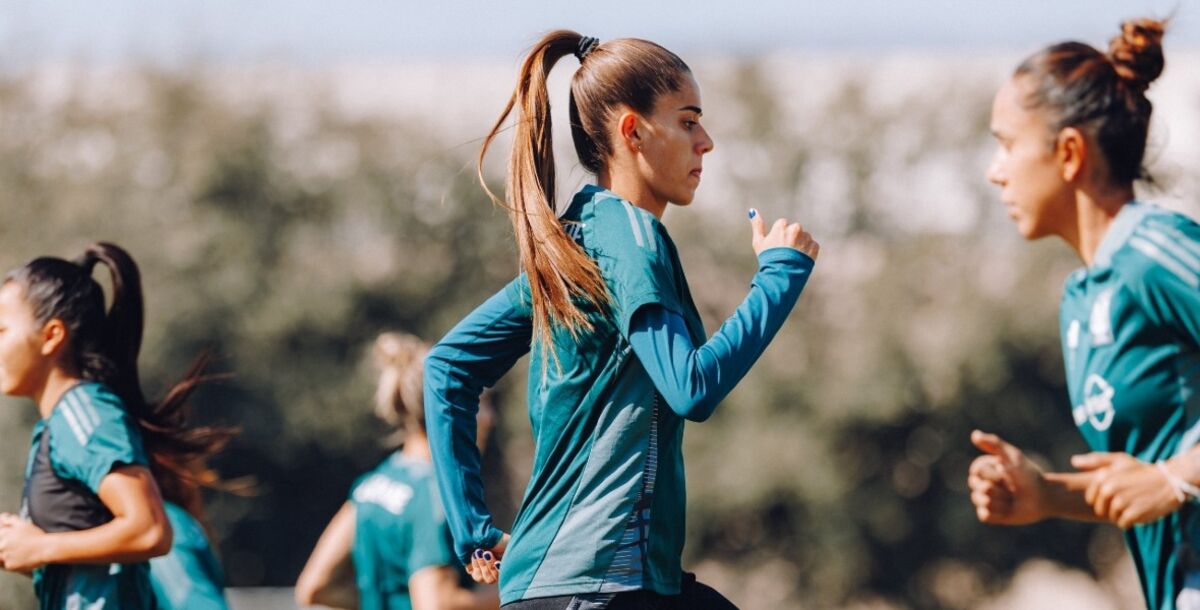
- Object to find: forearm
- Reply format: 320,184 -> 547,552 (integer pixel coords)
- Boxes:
425,356 -> 506,561
425,285 -> 529,562
631,247 -> 814,421
41,515 -> 171,564
295,503 -> 357,608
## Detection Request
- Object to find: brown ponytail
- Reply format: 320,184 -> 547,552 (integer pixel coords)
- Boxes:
478,30 -> 692,359
478,30 -> 610,360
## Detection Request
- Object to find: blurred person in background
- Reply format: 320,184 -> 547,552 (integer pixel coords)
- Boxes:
967,17 -> 1200,610
0,241 -> 232,609
424,30 -> 818,610
296,331 -> 499,610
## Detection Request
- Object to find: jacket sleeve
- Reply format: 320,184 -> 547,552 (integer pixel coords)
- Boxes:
628,247 -> 814,422
424,278 -> 532,563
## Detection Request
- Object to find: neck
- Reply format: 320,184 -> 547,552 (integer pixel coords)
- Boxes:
598,168 -> 667,219
35,369 -> 84,419
401,433 -> 432,462
1062,184 -> 1135,266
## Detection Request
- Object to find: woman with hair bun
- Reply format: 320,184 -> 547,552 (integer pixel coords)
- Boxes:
424,30 -> 818,609
0,242 -> 233,609
966,17 -> 1200,609
295,332 -> 499,610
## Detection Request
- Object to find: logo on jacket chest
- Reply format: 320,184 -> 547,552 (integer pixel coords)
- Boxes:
1073,374 -> 1116,431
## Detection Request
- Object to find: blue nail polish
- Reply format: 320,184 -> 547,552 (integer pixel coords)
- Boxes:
474,549 -> 483,559
483,551 -> 493,560
748,208 -> 757,219
495,562 -> 502,570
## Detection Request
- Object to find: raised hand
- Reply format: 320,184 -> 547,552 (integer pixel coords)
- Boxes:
749,209 -> 819,260
967,430 -> 1049,525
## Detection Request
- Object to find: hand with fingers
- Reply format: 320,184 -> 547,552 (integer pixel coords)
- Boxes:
748,208 -> 819,260
465,533 -> 508,585
1071,452 -> 1183,529
0,512 -> 46,573
967,430 -> 1050,525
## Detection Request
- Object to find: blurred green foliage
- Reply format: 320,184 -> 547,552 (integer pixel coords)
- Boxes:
0,58 -> 1169,609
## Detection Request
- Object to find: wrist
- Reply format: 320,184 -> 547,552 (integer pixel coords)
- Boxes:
1166,455 -> 1200,486
30,531 -> 53,568
1159,459 -> 1199,505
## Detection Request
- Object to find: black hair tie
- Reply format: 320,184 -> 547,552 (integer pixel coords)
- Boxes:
575,36 -> 600,62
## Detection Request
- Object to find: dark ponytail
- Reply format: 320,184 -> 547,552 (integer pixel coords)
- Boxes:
5,242 -> 236,520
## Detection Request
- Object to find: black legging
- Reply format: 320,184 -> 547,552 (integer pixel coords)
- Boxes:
502,573 -> 739,610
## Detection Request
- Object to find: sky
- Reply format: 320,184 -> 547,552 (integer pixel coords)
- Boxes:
0,0 -> 1196,65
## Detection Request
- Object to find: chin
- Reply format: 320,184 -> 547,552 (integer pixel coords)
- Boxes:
1015,219 -> 1051,241
670,190 -> 698,206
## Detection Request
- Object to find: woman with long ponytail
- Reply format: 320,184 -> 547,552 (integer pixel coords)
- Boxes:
426,31 -> 819,609
296,332 -> 499,610
0,241 -> 233,609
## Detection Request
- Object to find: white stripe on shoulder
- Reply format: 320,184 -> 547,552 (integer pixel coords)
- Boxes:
1146,218 -> 1200,261
621,202 -> 646,249
1134,226 -> 1200,273
64,392 -> 98,436
639,211 -> 658,253
1129,236 -> 1200,288
73,389 -> 104,430
58,400 -> 92,446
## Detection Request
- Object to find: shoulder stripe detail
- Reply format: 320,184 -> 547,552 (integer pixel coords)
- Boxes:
1129,236 -> 1200,288
639,212 -> 657,254
65,392 -> 99,435
1134,226 -> 1200,273
1145,218 -> 1200,261
58,400 -> 92,446
621,202 -> 646,249
71,390 -> 103,430
64,396 -> 96,439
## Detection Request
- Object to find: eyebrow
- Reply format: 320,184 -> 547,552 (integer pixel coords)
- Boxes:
679,105 -> 703,115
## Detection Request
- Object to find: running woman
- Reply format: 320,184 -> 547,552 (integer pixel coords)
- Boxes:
296,332 -> 499,610
424,31 -> 818,609
966,17 -> 1200,610
0,242 -> 231,609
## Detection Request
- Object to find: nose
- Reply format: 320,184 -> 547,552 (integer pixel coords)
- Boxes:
696,125 -> 714,155
985,151 -> 1004,187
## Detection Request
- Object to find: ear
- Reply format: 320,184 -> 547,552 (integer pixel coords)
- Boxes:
616,110 -> 641,153
1056,127 -> 1086,182
39,319 -> 68,358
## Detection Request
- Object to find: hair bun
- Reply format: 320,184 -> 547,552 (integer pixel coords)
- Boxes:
373,332 -> 427,371
1108,18 -> 1167,93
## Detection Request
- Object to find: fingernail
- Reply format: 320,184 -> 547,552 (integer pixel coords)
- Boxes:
495,562 -> 502,570
483,551 -> 493,560
474,549 -> 483,559
747,208 -> 757,219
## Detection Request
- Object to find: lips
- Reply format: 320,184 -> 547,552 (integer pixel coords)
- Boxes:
689,168 -> 702,180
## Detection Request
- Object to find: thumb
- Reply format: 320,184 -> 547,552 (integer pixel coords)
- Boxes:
1071,452 -> 1117,471
748,208 -> 765,240
971,430 -> 1019,465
